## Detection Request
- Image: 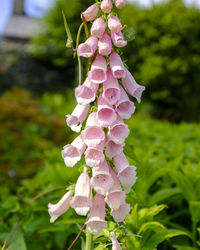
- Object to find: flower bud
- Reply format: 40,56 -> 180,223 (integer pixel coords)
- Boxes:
81,4 -> 99,22
91,17 -> 106,38
108,16 -> 122,33
101,0 -> 113,13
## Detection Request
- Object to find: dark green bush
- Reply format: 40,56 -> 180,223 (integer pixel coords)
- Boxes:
121,1 -> 200,122
0,88 -> 73,186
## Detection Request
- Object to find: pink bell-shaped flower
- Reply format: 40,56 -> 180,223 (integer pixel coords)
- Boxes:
48,190 -> 73,223
115,86 -> 135,119
70,167 -> 92,216
77,36 -> 98,58
88,55 -> 107,84
97,94 -> 117,127
66,104 -> 89,132
75,78 -> 98,105
84,140 -> 105,168
122,68 -> 146,103
105,167 -> 126,210
81,112 -> 105,148
111,31 -> 127,48
90,160 -> 114,195
86,194 -> 107,235
107,115 -> 129,144
98,32 -> 112,56
114,152 -> 137,193
115,0 -> 126,9
111,203 -> 130,222
91,17 -> 106,38
81,4 -> 99,22
110,52 -> 126,79
105,138 -> 125,158
110,232 -> 122,250
62,135 -> 86,167
102,70 -> 121,105
101,0 -> 113,13
108,16 -> 122,33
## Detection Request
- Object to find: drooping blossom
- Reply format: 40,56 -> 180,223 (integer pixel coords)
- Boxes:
84,140 -> 105,168
81,112 -> 105,148
66,103 -> 89,132
114,152 -> 137,193
122,68 -> 146,103
90,160 -> 114,195
75,78 -> 98,105
111,31 -> 127,48
109,52 -> 126,79
108,16 -> 122,33
70,167 -> 92,216
101,0 -> 113,13
81,4 -> 99,22
48,190 -> 73,223
86,194 -> 107,235
107,115 -> 129,144
105,167 -> 126,210
102,70 -> 121,105
97,94 -> 117,127
62,135 -> 86,167
111,203 -> 130,222
88,55 -> 107,84
115,86 -> 135,119
77,36 -> 98,58
98,32 -> 112,56
105,138 -> 125,158
91,17 -> 106,38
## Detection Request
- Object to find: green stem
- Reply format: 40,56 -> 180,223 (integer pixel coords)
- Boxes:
76,22 -> 84,85
192,221 -> 197,244
86,227 -> 93,250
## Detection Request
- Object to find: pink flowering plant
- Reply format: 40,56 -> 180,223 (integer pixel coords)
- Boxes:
49,0 -> 145,249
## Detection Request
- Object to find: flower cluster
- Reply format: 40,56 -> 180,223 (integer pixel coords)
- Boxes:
48,0 -> 145,246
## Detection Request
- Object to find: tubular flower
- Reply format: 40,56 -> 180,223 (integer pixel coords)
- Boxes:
48,190 -> 73,223
49,1 -> 145,243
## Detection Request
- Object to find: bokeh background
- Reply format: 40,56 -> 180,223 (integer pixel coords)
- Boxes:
0,0 -> 200,249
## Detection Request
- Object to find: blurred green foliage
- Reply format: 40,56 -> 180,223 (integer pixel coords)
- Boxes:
121,0 -> 200,122
29,0 -> 200,122
0,88 -> 75,187
0,90 -> 200,249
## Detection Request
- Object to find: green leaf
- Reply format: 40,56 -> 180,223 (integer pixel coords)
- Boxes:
189,201 -> 200,223
142,229 -> 189,249
172,245 -> 199,250
7,226 -> 27,250
138,221 -> 166,234
148,188 -> 181,206
62,10 -> 73,48
139,204 -> 167,220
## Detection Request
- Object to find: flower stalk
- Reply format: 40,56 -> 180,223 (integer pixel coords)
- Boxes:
49,0 -> 145,248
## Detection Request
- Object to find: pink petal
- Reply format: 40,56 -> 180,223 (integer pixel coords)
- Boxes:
122,68 -> 145,103
101,0 -> 113,13
110,52 -> 126,79
102,70 -> 121,105
81,4 -> 99,22
115,86 -> 135,119
88,56 -> 107,84
77,37 -> 98,58
98,32 -> 112,56
108,16 -> 122,33
66,104 -> 89,132
48,190 -> 73,223
111,203 -> 130,222
91,17 -> 106,38
111,31 -> 127,48
86,194 -> 107,235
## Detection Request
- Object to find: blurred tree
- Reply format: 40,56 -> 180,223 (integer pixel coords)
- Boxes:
121,0 -> 200,122
30,0 -> 91,85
